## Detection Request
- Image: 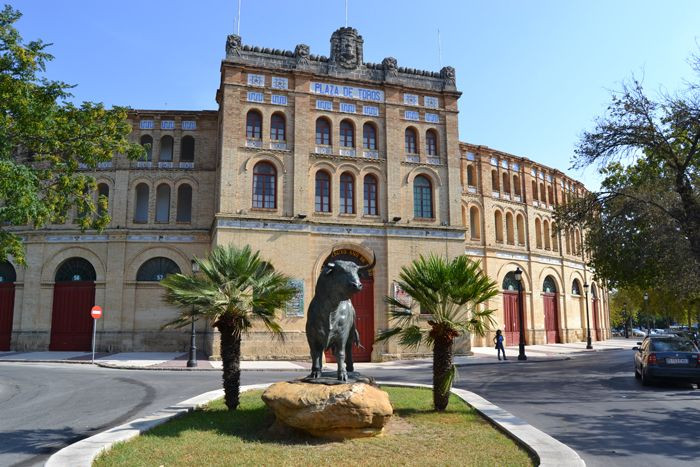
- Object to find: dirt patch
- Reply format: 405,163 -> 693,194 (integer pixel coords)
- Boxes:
383,414 -> 414,436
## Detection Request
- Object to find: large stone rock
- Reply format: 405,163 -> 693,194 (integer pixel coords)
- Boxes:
261,381 -> 393,439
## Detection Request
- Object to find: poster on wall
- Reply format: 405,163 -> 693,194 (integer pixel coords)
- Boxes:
285,279 -> 305,317
392,281 -> 413,311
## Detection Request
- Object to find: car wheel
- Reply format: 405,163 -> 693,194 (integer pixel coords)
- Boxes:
634,366 -> 640,379
641,368 -> 653,387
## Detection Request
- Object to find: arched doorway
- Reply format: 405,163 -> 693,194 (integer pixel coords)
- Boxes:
0,262 -> 17,350
50,258 -> 97,351
542,276 -> 561,343
591,284 -> 600,341
322,248 -> 374,363
502,271 -> 525,346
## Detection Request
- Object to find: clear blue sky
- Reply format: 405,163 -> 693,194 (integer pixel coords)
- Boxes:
9,0 -> 700,188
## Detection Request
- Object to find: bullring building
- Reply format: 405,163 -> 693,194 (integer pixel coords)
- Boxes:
0,28 -> 609,359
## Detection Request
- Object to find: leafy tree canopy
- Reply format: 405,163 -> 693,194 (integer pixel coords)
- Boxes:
557,52 -> 700,303
0,5 -> 143,264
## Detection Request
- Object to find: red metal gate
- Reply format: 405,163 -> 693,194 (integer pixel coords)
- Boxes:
543,293 -> 561,343
325,277 -> 374,363
592,298 -> 600,341
0,283 -> 15,350
49,282 -> 95,351
503,291 -> 522,346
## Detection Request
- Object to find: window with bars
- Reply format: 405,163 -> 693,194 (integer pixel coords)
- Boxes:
426,130 -> 438,156
413,175 -> 433,218
270,113 -> 286,141
405,128 -> 417,154
363,174 -> 378,215
315,171 -> 331,212
316,118 -> 331,145
339,173 -> 355,214
362,123 -> 377,149
246,110 -> 262,139
252,162 -> 276,209
339,120 -> 354,148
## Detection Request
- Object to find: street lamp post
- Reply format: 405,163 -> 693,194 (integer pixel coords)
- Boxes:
623,302 -> 628,338
514,267 -> 527,361
643,292 -> 650,336
187,259 -> 200,368
584,282 -> 592,349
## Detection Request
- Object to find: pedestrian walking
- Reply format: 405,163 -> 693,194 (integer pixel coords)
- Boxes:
494,329 -> 507,360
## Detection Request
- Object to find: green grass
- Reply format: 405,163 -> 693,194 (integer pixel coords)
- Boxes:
94,386 -> 534,466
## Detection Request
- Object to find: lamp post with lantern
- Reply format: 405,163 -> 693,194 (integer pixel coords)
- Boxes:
514,267 -> 527,361
187,259 -> 200,368
584,282 -> 592,349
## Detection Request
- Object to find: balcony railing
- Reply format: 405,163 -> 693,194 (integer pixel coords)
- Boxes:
315,145 -> 332,155
514,195 -> 522,202
179,162 -> 194,169
405,154 -> 420,163
427,156 -> 441,165
339,148 -> 356,157
492,191 -> 500,198
136,161 -> 153,169
269,141 -> 287,150
246,139 -> 262,148
362,150 -> 379,159
467,186 -> 477,194
158,162 -> 173,169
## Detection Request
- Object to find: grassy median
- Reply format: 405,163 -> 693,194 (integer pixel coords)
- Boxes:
94,386 -> 534,466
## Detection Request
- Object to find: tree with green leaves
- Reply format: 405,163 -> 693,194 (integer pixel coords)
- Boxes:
377,254 -> 498,411
557,53 -> 700,303
160,244 -> 297,410
0,5 -> 143,264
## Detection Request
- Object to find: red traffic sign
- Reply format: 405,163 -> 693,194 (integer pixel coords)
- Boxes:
91,305 -> 103,319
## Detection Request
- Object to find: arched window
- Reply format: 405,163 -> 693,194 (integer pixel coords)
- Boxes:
551,222 -> 559,251
159,135 -> 173,162
502,271 -> 521,291
270,113 -> 286,141
426,129 -> 438,156
315,171 -> 331,212
513,175 -> 521,196
413,175 -> 433,218
571,279 -> 582,296
540,183 -> 547,205
506,212 -> 514,245
252,162 -> 276,209
97,183 -> 109,216
466,165 -> 475,186
155,184 -> 170,223
176,184 -> 192,222
0,261 -> 17,283
565,229 -> 571,254
140,135 -> 153,161
574,228 -> 581,255
516,214 -> 525,245
492,170 -> 499,191
532,180 -> 538,201
339,172 -> 355,214
134,183 -> 149,223
502,173 -> 511,194
363,174 -> 378,215
544,220 -> 551,250
591,283 -> 598,299
494,210 -> 504,242
362,123 -> 377,150
316,118 -> 331,145
339,120 -> 354,148
55,258 -> 96,282
469,206 -> 481,240
548,185 -> 554,205
543,276 -> 557,293
405,128 -> 417,154
180,136 -> 195,162
246,110 -> 262,140
136,257 -> 181,282
535,218 -> 542,249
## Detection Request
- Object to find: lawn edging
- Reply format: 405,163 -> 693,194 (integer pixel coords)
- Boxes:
47,381 -> 584,467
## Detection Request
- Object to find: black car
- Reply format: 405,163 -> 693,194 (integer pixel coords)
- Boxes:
633,336 -> 700,387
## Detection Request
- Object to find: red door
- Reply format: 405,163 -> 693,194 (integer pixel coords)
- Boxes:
49,282 -> 95,351
543,293 -> 561,343
326,277 -> 374,363
503,291 -> 522,346
0,283 -> 15,351
592,298 -> 600,341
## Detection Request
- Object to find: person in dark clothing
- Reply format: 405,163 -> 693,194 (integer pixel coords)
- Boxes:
494,329 -> 507,360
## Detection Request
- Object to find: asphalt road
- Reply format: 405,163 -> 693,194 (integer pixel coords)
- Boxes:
1,351 -> 698,467
0,363 -> 298,467
360,350 -> 700,467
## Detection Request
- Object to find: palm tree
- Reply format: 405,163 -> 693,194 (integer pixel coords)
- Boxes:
377,254 -> 498,411
160,245 -> 297,410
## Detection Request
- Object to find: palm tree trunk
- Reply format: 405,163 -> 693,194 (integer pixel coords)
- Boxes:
433,333 -> 454,411
218,319 -> 242,410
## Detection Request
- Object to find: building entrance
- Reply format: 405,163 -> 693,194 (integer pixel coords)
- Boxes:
0,262 -> 16,350
49,258 -> 96,351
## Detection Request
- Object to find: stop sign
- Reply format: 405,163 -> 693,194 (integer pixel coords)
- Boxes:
91,305 -> 102,319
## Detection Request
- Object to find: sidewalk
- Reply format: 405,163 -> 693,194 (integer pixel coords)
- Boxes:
0,337 -> 638,371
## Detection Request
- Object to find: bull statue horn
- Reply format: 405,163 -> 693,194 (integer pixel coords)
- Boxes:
358,252 -> 376,271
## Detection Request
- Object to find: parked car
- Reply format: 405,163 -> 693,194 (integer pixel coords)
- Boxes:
633,336 -> 700,387
631,328 -> 647,337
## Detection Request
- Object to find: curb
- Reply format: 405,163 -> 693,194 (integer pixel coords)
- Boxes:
45,381 -> 585,467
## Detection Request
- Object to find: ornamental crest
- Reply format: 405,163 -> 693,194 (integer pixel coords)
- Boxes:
329,27 -> 364,70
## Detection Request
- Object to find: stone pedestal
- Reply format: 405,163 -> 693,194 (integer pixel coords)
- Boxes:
261,380 -> 393,439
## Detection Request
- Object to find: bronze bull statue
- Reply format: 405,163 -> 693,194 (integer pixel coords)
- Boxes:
306,252 -> 375,381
